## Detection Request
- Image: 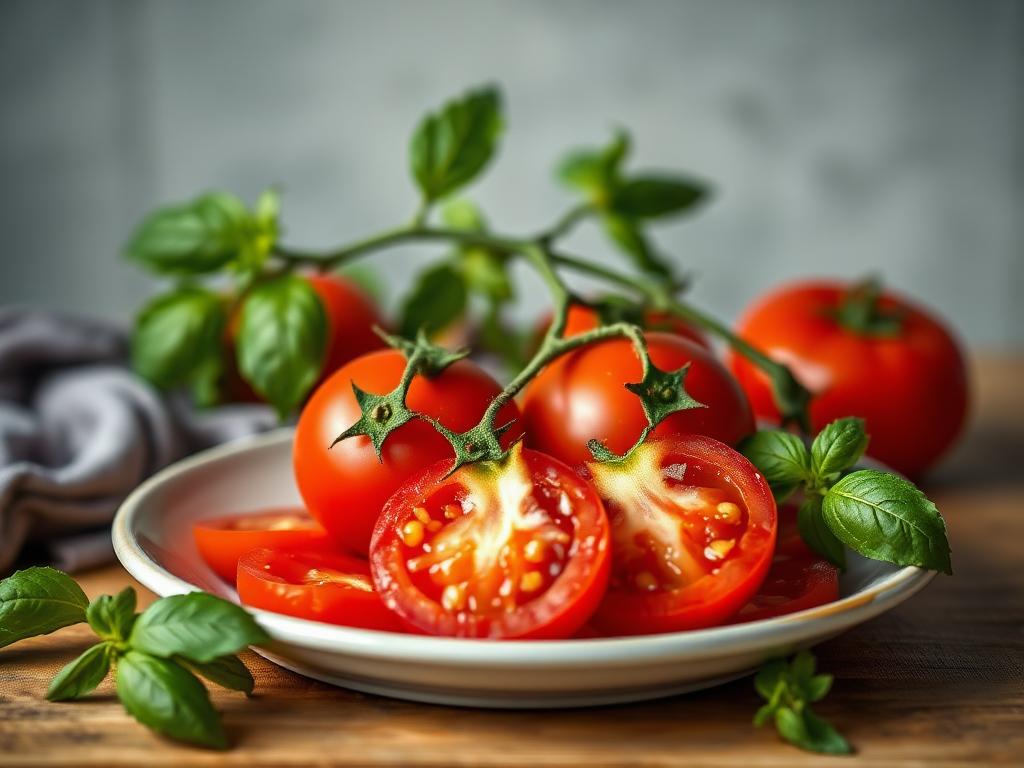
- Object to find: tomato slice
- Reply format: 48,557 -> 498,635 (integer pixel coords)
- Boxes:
370,444 -> 610,639
731,506 -> 840,623
194,509 -> 330,583
236,548 -> 404,631
585,435 -> 776,635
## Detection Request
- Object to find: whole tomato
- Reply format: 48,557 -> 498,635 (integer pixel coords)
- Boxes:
729,280 -> 968,477
293,349 -> 522,555
521,332 -> 754,467
225,273 -> 385,403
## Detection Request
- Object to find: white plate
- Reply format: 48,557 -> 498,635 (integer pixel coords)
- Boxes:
112,428 -> 935,709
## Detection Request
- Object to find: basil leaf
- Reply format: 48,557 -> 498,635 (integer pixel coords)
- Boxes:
46,642 -> 112,702
116,651 -> 227,749
86,587 -> 137,642
798,497 -> 846,569
125,192 -> 251,276
184,654 -> 254,695
0,567 -> 88,649
612,175 -> 707,219
754,658 -> 787,701
740,430 -> 811,502
805,674 -> 833,703
398,261 -> 468,339
811,417 -> 868,481
131,287 -> 226,393
775,707 -> 850,754
410,86 -> 503,202
602,213 -> 673,278
129,593 -> 269,663
236,274 -> 327,417
822,470 -> 952,574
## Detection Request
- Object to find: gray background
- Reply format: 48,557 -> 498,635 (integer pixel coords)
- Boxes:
1,0 -> 1021,346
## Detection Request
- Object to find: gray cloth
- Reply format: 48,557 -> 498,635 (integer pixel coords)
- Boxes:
0,308 -> 278,572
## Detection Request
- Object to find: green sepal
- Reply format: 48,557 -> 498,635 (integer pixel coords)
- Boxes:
331,382 -> 418,461
376,328 -> 469,376
624,360 -> 705,432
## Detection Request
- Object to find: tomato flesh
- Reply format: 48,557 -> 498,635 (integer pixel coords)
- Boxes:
732,506 -> 840,622
585,435 -> 776,635
370,445 -> 610,639
237,548 -> 403,631
193,509 -> 329,583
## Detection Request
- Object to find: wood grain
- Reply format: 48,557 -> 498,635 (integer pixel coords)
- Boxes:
1,355 -> 1022,767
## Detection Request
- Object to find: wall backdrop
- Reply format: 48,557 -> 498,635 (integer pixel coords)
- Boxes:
1,0 -> 1021,346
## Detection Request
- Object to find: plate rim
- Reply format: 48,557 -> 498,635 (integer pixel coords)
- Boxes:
113,427 -> 936,667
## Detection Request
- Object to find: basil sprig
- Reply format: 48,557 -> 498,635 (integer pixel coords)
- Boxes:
741,417 -> 952,574
0,567 -> 267,749
754,651 -> 851,755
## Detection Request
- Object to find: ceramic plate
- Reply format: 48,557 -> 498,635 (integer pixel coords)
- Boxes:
112,428 -> 935,708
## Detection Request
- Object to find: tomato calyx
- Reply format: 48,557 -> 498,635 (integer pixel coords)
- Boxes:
833,276 -> 904,338
331,329 -> 468,459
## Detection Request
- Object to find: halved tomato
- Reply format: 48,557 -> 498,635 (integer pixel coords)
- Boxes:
585,435 -> 776,635
370,444 -> 610,639
236,548 -> 403,631
194,509 -> 330,583
731,505 -> 839,623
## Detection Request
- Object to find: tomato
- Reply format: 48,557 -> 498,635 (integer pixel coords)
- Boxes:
294,349 -> 522,555
731,506 -> 839,623
730,280 -> 969,477
225,273 -> 386,403
237,548 -> 403,631
584,435 -> 776,635
369,445 -> 610,639
535,304 -> 709,350
193,509 -> 330,583
522,331 -> 754,468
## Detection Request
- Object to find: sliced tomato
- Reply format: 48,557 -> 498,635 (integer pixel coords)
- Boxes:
194,509 -> 330,583
236,548 -> 403,631
585,435 -> 776,635
370,444 -> 610,639
731,506 -> 840,623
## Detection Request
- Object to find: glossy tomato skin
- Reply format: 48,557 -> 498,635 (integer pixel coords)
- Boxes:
294,350 -> 522,555
730,281 -> 968,477
370,448 -> 610,639
586,435 -> 776,636
730,505 -> 839,623
237,548 -> 403,631
522,332 -> 754,468
538,305 -> 709,350
193,509 -> 330,583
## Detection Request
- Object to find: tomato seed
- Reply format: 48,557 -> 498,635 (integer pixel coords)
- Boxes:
401,519 -> 425,547
715,502 -> 742,524
704,538 -> 735,561
441,584 -> 466,611
520,571 -> 543,592
635,571 -> 658,591
413,506 -> 431,525
523,539 -> 545,563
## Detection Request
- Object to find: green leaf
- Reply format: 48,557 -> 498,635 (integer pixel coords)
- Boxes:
811,417 -> 869,482
556,129 -> 630,203
612,175 -> 707,219
740,430 -> 811,502
236,274 -> 328,417
131,287 -> 227,393
441,198 -> 487,232
183,654 -> 254,695
602,213 -> 673,278
398,261 -> 468,338
129,593 -> 269,663
777,707 -> 852,755
822,470 -> 952,574
805,674 -> 834,703
86,587 -> 137,642
46,643 -> 112,702
754,658 -> 787,701
116,651 -> 227,749
125,192 -> 251,276
798,497 -> 847,569
410,86 -> 503,202
0,567 -> 88,649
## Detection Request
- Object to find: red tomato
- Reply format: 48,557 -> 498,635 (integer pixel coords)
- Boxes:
536,304 -> 709,350
225,273 -> 386,403
237,548 -> 403,631
584,435 -> 776,635
730,280 -> 969,477
193,509 -> 330,583
731,506 -> 839,623
369,445 -> 610,639
294,349 -> 522,555
522,331 -> 754,467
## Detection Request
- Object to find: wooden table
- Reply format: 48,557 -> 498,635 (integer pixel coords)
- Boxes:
2,355 -> 1022,767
